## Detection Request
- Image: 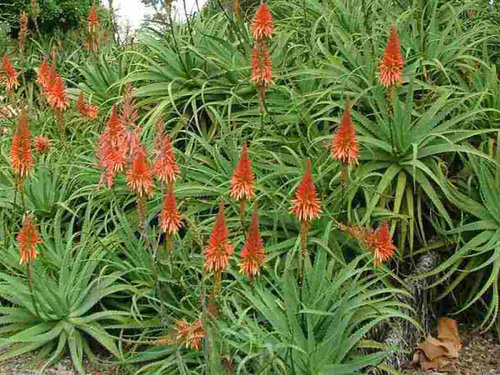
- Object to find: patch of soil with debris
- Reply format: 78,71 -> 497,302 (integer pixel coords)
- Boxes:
0,347 -> 120,375
404,326 -> 500,374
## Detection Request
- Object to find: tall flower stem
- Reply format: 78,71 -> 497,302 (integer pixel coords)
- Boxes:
299,220 -> 309,260
238,199 -> 247,236
27,260 -> 41,318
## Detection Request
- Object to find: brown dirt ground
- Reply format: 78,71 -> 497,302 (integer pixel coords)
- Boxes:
403,326 -> 500,375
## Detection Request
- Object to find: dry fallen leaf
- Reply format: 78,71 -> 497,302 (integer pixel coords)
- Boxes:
438,317 -> 462,350
415,317 -> 462,371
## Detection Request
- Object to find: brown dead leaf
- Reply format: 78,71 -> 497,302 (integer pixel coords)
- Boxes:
419,336 -> 450,360
438,317 -> 462,350
421,355 -> 450,371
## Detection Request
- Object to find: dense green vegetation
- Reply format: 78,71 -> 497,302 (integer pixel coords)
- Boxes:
1,0 -> 500,373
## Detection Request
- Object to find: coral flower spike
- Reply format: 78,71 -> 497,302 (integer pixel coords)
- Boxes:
17,213 -> 42,265
230,142 -> 255,201
379,23 -> 404,88
35,135 -> 51,154
10,110 -> 34,188
203,200 -> 234,273
153,121 -> 180,185
126,147 -> 155,198
252,2 -> 274,41
332,97 -> 359,166
88,2 -> 99,32
160,187 -> 183,236
374,220 -> 396,265
2,54 -> 19,91
37,58 -> 51,91
290,160 -> 321,223
47,74 -> 70,111
240,207 -> 265,279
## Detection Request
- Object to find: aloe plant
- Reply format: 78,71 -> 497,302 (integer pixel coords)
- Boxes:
0,206 -> 132,374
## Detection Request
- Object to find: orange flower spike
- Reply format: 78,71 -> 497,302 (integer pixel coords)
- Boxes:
18,11 -> 28,52
290,160 -> 321,222
88,2 -> 99,32
76,92 -> 86,115
37,58 -> 51,91
34,135 -> 51,154
85,103 -> 99,120
374,220 -> 396,265
379,24 -> 404,87
252,2 -> 274,40
203,201 -> 234,272
47,73 -> 69,111
160,187 -> 183,236
126,146 -> 155,197
2,55 -> 19,91
250,44 -> 273,88
17,214 -> 42,265
240,208 -> 265,278
332,97 -> 359,166
175,320 -> 205,350
10,110 -> 34,180
107,105 -> 122,145
153,124 -> 180,184
230,142 -> 255,201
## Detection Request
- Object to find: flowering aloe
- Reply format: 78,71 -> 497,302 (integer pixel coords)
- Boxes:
153,121 -> 179,186
230,142 -> 255,223
2,54 -> 18,91
10,110 -> 33,189
175,319 -> 205,350
240,207 -> 265,279
374,221 -> 396,265
76,92 -> 98,120
339,221 -> 396,266
332,98 -> 359,175
251,2 -> 274,41
160,187 -> 182,237
34,135 -> 51,154
126,146 -> 155,228
379,24 -> 404,88
17,213 -> 42,265
37,58 -> 51,91
290,160 -> 320,259
203,201 -> 234,273
96,106 -> 127,188
18,11 -> 28,52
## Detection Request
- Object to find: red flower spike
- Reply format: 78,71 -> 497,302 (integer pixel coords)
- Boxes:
17,213 -> 42,265
85,103 -> 99,120
76,92 -> 86,114
2,55 -> 18,91
240,208 -> 265,278
153,124 -> 180,184
37,58 -> 51,91
35,135 -> 51,154
203,201 -> 234,272
250,44 -> 273,88
77,92 -> 99,120
332,97 -> 359,166
230,142 -> 255,201
10,110 -> 34,180
374,220 -> 396,265
290,160 -> 321,222
88,2 -> 99,32
47,73 -> 69,111
18,11 -> 28,52
160,187 -> 183,236
379,24 -> 404,87
175,319 -> 205,350
252,2 -> 274,40
126,146 -> 155,197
